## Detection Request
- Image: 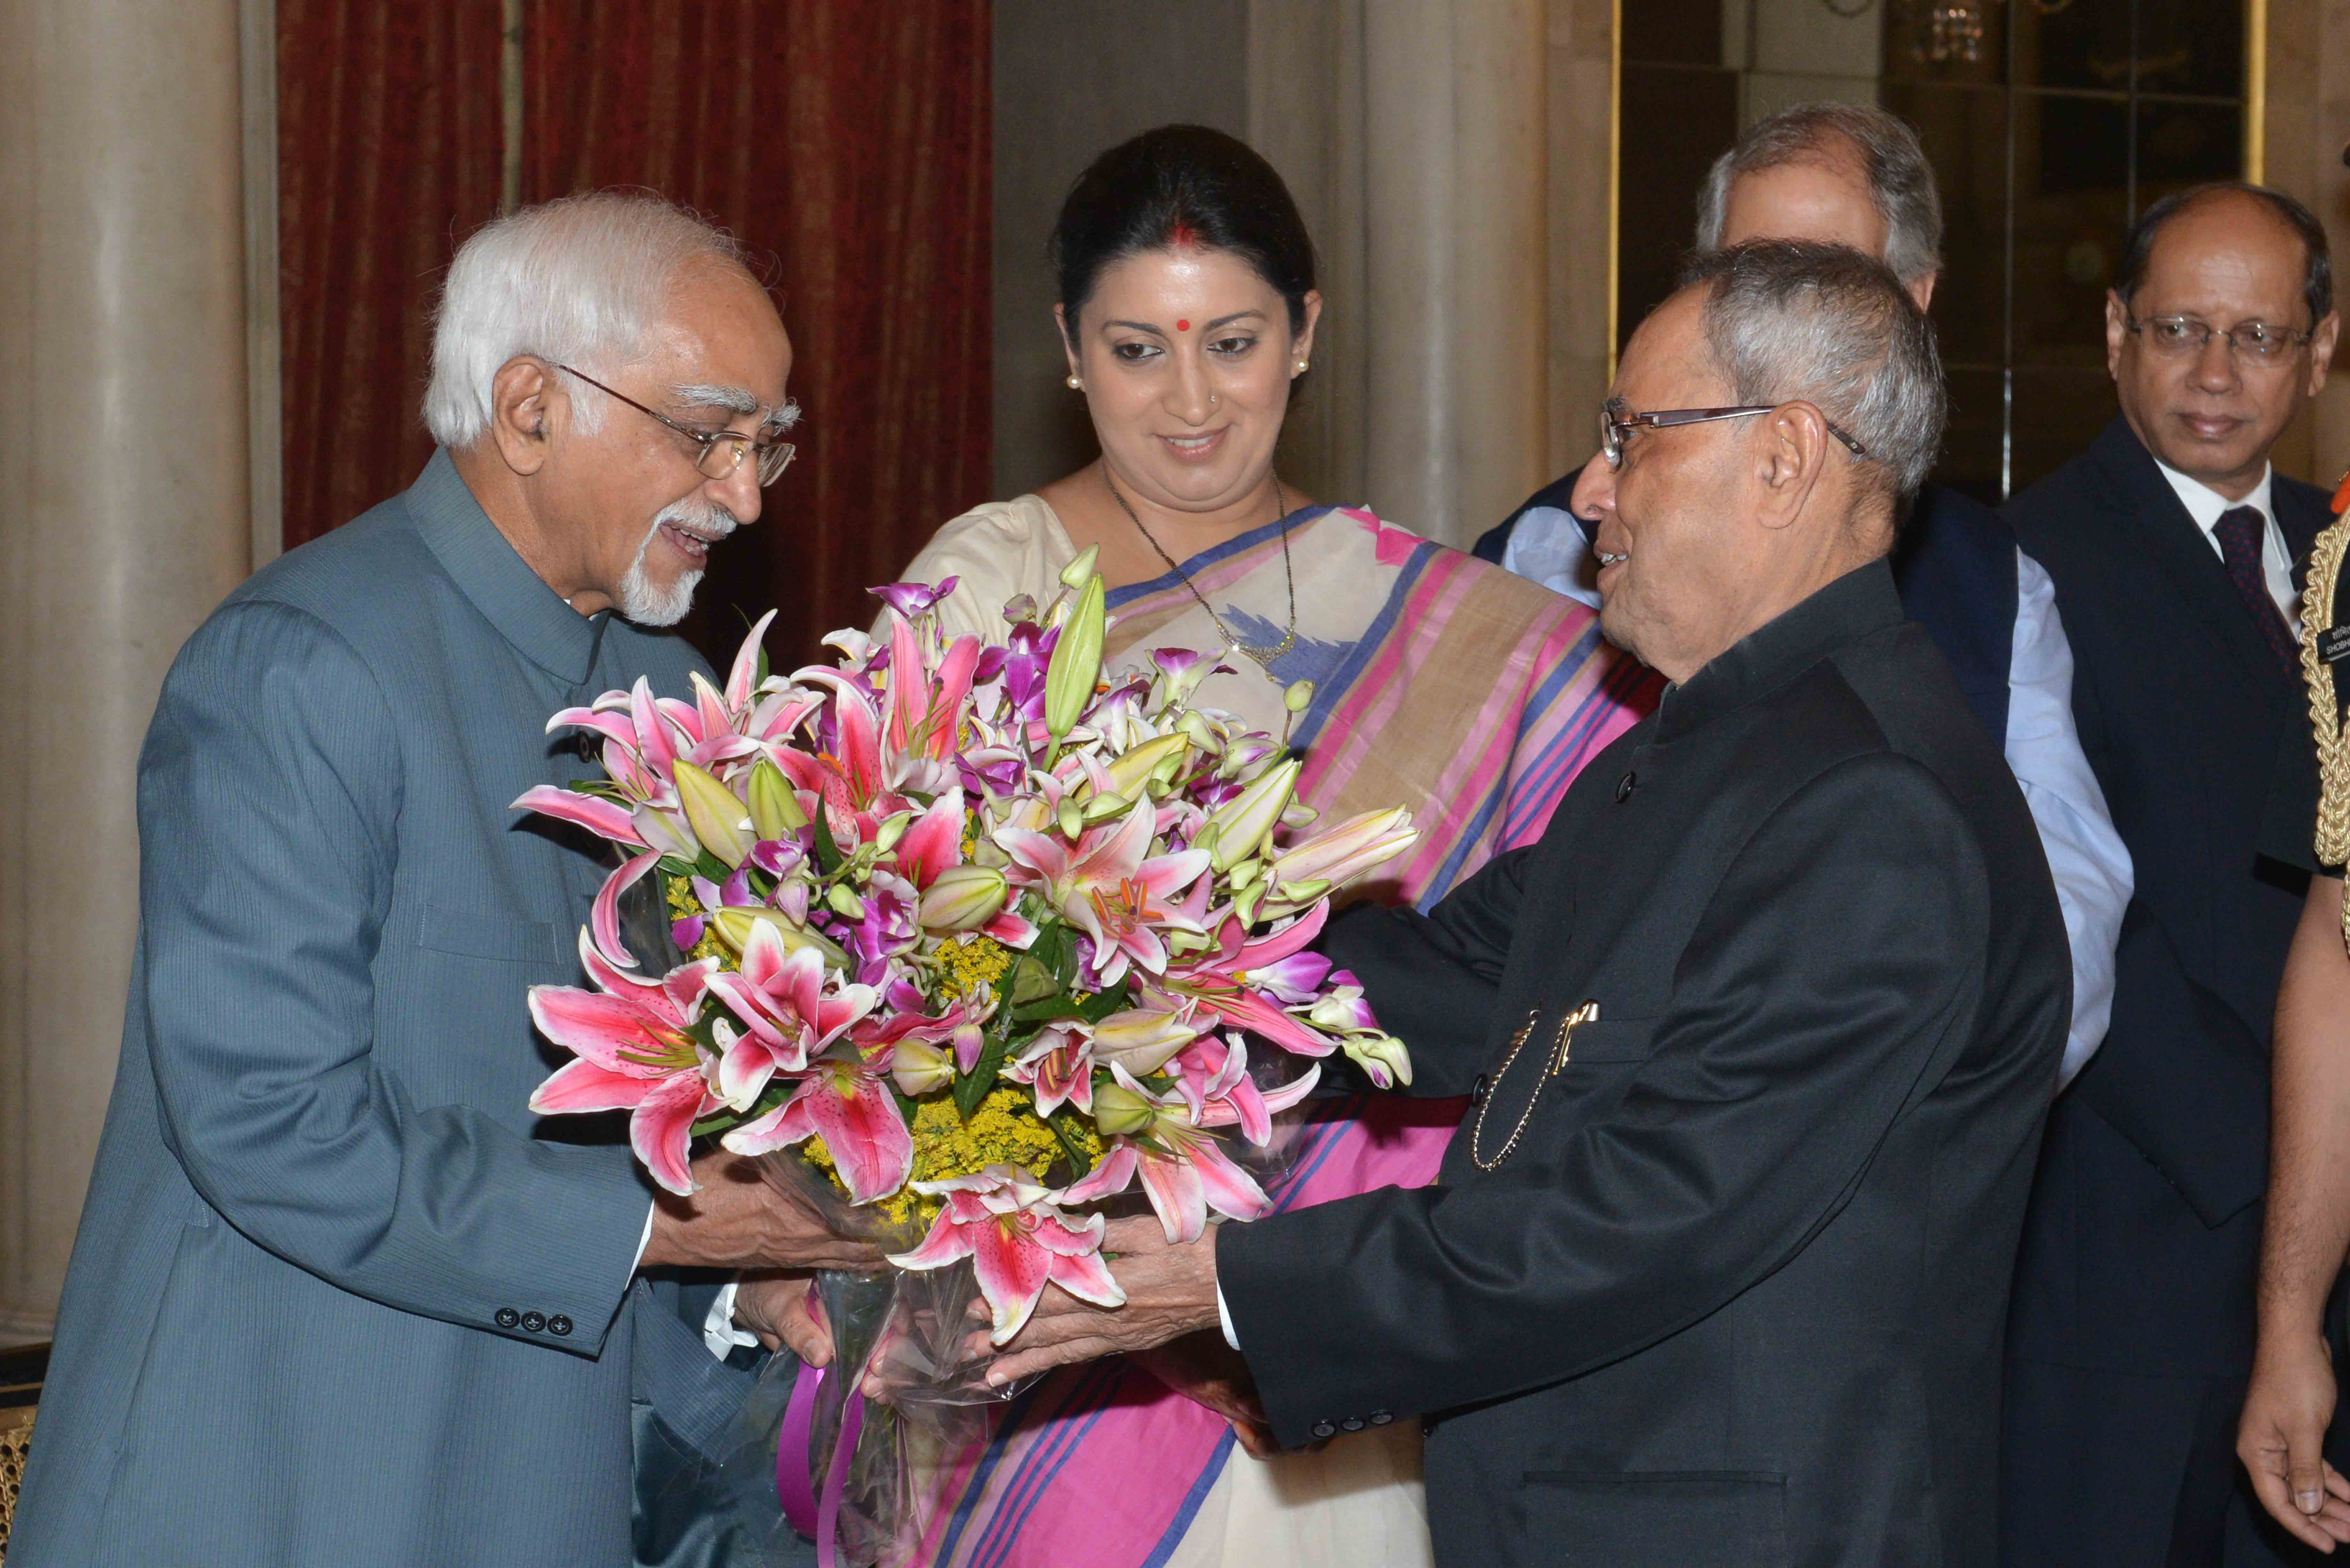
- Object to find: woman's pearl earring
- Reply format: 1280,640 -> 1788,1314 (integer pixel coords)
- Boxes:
1065,374 -> 1084,391
1294,360 -> 1309,374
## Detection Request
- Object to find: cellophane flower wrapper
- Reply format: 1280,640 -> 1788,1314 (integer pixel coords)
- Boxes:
519,565 -> 1420,1565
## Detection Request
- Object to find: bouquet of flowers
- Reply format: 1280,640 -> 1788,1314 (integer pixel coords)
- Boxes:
517,553 -> 1417,1563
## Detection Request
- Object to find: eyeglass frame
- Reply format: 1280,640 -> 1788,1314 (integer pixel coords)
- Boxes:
556,363 -> 798,485
1599,396 -> 1867,471
2121,314 -> 2316,366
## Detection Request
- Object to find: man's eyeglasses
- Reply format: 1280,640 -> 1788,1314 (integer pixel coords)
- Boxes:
2124,315 -> 2314,366
1599,396 -> 1866,471
558,365 -> 798,485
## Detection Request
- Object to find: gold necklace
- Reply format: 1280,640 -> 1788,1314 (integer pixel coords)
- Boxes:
1104,467 -> 1298,673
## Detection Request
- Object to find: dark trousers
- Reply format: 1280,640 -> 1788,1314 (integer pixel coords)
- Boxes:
2001,1095 -> 2348,1566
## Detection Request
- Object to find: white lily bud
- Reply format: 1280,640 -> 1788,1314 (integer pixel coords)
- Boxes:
1090,1081 -> 1157,1138
1045,576 -> 1107,740
1081,790 -> 1129,824
1100,731 -> 1190,797
1205,758 -> 1301,872
891,1039 -> 957,1096
672,760 -> 752,869
872,811 -> 913,853
826,884 -> 867,920
709,906 -> 847,966
1057,794 -> 1086,839
918,865 -> 1010,932
1283,678 -> 1315,713
747,758 -> 807,839
1059,542 -> 1103,591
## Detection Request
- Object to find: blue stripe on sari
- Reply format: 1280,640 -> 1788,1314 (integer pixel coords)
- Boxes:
972,1362 -> 1130,1568
932,1374 -> 1058,1566
1139,1430 -> 1241,1568
1286,541 -> 1438,759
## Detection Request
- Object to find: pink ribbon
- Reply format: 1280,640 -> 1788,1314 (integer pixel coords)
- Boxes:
777,1359 -> 868,1568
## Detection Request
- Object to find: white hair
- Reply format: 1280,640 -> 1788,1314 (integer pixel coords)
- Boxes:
423,192 -> 752,449
1686,240 -> 1949,505
1695,102 -> 1944,289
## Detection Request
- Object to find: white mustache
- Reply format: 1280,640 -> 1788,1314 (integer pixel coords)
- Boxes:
651,499 -> 739,545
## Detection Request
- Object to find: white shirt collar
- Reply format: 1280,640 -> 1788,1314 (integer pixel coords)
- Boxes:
2153,456 -> 2274,540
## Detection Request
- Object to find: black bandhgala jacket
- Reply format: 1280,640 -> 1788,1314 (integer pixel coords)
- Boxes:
1220,558 -> 2070,1568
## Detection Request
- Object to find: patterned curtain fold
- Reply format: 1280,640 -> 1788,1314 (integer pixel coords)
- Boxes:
276,1 -> 992,668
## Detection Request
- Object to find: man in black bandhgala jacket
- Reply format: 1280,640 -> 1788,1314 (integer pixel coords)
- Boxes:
985,242 -> 2070,1568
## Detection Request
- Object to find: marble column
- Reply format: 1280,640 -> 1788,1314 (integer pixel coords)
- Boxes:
1359,0 -> 1551,548
0,0 -> 253,1341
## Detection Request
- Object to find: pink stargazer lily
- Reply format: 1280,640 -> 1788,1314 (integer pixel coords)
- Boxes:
994,801 -> 1209,987
1151,902 -> 1345,1058
1066,1059 -> 1313,1244
702,922 -> 878,1109
721,1045 -> 913,1205
884,614 -> 984,768
1005,1022 -> 1095,1116
1167,1033 -> 1319,1147
527,931 -> 723,1196
885,1165 -> 1125,1344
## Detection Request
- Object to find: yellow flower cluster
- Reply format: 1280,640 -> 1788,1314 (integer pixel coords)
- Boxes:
664,875 -> 731,966
801,1087 -> 1103,1228
934,934 -> 1015,1004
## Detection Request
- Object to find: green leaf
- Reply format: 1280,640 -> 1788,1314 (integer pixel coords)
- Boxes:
1074,986 -> 1129,1023
694,848 -> 733,884
1011,994 -> 1082,1023
658,855 -> 698,878
810,807 -> 844,874
1006,954 -> 1059,1006
1047,1106 -> 1096,1180
953,1022 -> 1016,1119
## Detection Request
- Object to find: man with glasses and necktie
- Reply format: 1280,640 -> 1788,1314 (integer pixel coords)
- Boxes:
2000,182 -> 2342,1567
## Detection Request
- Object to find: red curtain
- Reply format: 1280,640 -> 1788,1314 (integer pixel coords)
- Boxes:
276,2 -> 992,669
276,1 -> 504,549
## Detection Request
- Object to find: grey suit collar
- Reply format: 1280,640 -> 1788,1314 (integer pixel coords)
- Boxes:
406,448 -> 610,686
1656,557 -> 1905,743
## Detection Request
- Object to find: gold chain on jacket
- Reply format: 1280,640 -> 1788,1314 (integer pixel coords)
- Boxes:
1469,1000 -> 1599,1171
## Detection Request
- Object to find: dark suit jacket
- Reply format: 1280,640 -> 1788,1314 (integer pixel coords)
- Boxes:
1476,479 -> 2020,742
1222,561 -> 2069,1567
2005,416 -> 2326,1253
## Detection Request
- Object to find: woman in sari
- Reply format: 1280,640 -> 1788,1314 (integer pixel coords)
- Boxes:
888,125 -> 1658,1568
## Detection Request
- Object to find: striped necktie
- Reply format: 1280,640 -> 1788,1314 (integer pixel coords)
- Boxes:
2214,505 -> 2297,671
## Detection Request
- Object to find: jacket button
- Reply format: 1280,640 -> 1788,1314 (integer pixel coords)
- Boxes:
1340,1416 -> 1366,1432
548,1314 -> 573,1337
1468,1073 -> 1489,1107
1310,1420 -> 1336,1439
495,1308 -> 520,1329
521,1311 -> 547,1333
1613,771 -> 1637,803
1369,1410 -> 1394,1426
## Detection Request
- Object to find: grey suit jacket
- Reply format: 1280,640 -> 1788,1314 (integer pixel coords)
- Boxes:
12,452 -> 762,1565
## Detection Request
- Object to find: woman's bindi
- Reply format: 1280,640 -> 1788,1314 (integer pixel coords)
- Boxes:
1175,319 -> 1189,332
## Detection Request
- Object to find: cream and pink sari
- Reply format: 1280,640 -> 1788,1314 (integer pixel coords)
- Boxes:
885,494 -> 1659,1568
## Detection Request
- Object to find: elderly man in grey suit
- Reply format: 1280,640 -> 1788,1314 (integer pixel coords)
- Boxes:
11,193 -> 860,1565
